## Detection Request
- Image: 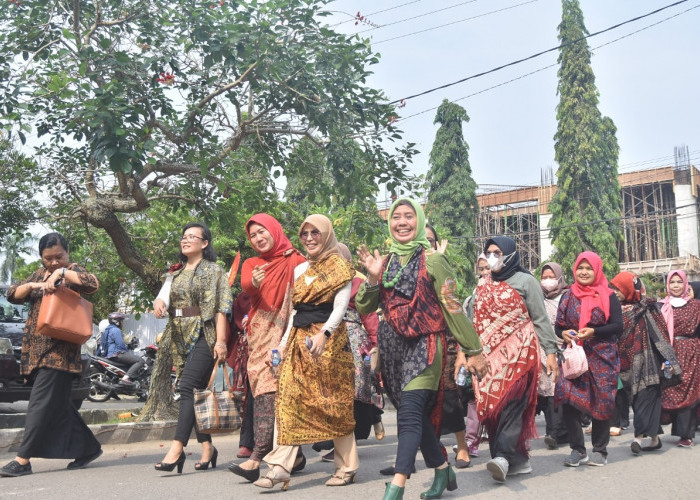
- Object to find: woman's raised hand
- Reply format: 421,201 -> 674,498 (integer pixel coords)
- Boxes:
251,263 -> 269,288
357,245 -> 383,284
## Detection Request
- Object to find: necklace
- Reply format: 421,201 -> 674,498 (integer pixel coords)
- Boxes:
382,255 -> 408,288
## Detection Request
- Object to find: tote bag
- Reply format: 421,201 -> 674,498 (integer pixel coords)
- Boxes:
194,362 -> 242,434
36,286 -> 93,345
561,340 -> 588,380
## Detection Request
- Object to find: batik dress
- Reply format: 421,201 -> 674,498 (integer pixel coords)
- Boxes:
276,254 -> 355,444
661,300 -> 700,413
554,291 -> 619,420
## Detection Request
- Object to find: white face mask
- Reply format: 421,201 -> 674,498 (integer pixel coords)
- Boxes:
486,253 -> 502,272
541,278 -> 559,291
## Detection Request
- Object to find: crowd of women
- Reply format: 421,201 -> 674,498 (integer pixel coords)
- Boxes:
1,197 -> 698,500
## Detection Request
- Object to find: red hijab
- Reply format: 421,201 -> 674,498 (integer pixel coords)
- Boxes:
241,214 -> 305,314
569,251 -> 612,329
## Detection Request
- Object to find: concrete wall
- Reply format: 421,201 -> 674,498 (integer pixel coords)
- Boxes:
674,184 -> 699,258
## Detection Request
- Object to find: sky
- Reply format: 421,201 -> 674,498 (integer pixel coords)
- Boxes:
327,0 -> 700,196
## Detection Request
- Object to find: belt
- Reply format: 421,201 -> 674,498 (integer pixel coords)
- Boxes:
170,306 -> 201,318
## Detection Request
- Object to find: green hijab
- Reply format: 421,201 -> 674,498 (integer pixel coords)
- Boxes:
388,198 -> 431,256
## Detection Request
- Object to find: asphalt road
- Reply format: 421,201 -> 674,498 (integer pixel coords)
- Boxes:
1,408 -> 698,499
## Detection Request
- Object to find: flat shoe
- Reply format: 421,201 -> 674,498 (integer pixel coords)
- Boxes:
236,447 -> 253,459
380,464 -> 416,476
641,440 -> 662,452
454,459 -> 472,469
631,442 -> 642,455
0,460 -> 32,477
67,449 -> 103,470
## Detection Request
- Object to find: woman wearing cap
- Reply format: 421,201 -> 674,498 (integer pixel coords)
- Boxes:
610,271 -> 679,455
356,199 -> 486,500
555,251 -> 622,468
473,236 -> 559,482
254,214 -> 357,490
658,270 -> 700,447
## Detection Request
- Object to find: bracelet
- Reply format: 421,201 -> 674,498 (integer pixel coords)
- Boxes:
215,342 -> 227,348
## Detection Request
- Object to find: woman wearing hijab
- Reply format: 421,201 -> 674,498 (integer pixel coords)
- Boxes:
658,270 -> 700,447
425,224 -> 471,469
356,199 -> 487,500
254,215 -> 357,490
472,236 -> 559,483
539,262 -> 569,449
229,214 -> 307,482
555,251 -> 622,468
610,271 -> 680,454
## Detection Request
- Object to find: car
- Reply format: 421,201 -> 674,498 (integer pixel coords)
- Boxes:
0,284 -> 91,409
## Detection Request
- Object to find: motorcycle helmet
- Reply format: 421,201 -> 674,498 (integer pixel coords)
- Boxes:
98,319 -> 110,334
108,311 -> 126,326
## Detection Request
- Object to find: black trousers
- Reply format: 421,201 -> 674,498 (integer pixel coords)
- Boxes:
174,335 -> 215,446
19,368 -> 101,460
672,404 -> 699,440
111,351 -> 146,379
544,396 -> 568,443
354,400 -> 383,440
563,403 -> 610,456
489,391 -> 529,466
395,390 -> 446,475
611,387 -> 630,428
632,385 -> 661,437
239,381 -> 255,449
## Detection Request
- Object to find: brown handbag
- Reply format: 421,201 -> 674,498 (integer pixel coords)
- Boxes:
194,362 -> 242,434
36,285 -> 94,345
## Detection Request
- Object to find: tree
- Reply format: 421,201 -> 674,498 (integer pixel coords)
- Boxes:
0,233 -> 35,284
0,0 -> 416,419
425,99 -> 479,291
547,0 -> 622,279
0,133 -> 40,243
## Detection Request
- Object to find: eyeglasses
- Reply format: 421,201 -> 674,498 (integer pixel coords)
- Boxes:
181,234 -> 205,242
300,230 -> 321,239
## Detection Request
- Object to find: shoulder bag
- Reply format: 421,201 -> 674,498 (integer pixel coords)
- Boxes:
36,285 -> 93,345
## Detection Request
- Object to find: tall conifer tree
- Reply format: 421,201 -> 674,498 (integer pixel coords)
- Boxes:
426,99 -> 478,289
548,0 -> 622,278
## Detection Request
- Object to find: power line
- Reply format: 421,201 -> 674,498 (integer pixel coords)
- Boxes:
329,0 -> 426,27
373,0 -> 538,45
356,0 -> 481,34
387,0 -> 693,104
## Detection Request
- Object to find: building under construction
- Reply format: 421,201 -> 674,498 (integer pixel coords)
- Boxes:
475,157 -> 700,279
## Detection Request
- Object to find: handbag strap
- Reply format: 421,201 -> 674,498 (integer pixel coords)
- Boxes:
206,361 -> 233,392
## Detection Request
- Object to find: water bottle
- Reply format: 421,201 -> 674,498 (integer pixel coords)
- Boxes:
271,349 -> 281,377
663,360 -> 672,379
364,354 -> 371,367
456,366 -> 468,386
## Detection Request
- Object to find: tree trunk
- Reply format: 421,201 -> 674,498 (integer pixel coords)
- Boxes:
137,325 -> 179,421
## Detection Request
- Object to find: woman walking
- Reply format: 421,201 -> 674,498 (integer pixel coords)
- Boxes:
356,199 -> 487,500
610,271 -> 679,454
658,270 -> 700,447
539,262 -> 568,449
229,214 -> 306,482
555,251 -> 622,467
1,232 -> 102,477
154,222 -> 233,473
472,236 -> 559,482
254,215 -> 356,490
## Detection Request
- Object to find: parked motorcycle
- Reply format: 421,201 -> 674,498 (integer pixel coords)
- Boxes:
87,339 -> 178,402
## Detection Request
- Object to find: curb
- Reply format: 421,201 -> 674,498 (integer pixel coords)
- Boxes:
0,419 -> 183,454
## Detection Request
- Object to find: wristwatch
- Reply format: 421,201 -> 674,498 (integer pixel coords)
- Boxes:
61,267 -> 66,278
323,330 -> 331,339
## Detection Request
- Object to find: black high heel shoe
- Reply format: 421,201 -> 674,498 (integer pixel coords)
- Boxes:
155,451 -> 186,474
228,462 -> 261,482
291,454 -> 306,474
195,447 -> 218,471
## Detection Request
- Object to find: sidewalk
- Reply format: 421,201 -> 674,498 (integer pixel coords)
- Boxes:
0,399 -> 179,453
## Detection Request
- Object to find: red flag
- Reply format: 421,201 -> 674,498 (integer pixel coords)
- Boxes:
228,251 -> 241,287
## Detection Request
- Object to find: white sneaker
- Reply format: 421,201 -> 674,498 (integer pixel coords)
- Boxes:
486,457 -> 509,483
507,460 -> 532,476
